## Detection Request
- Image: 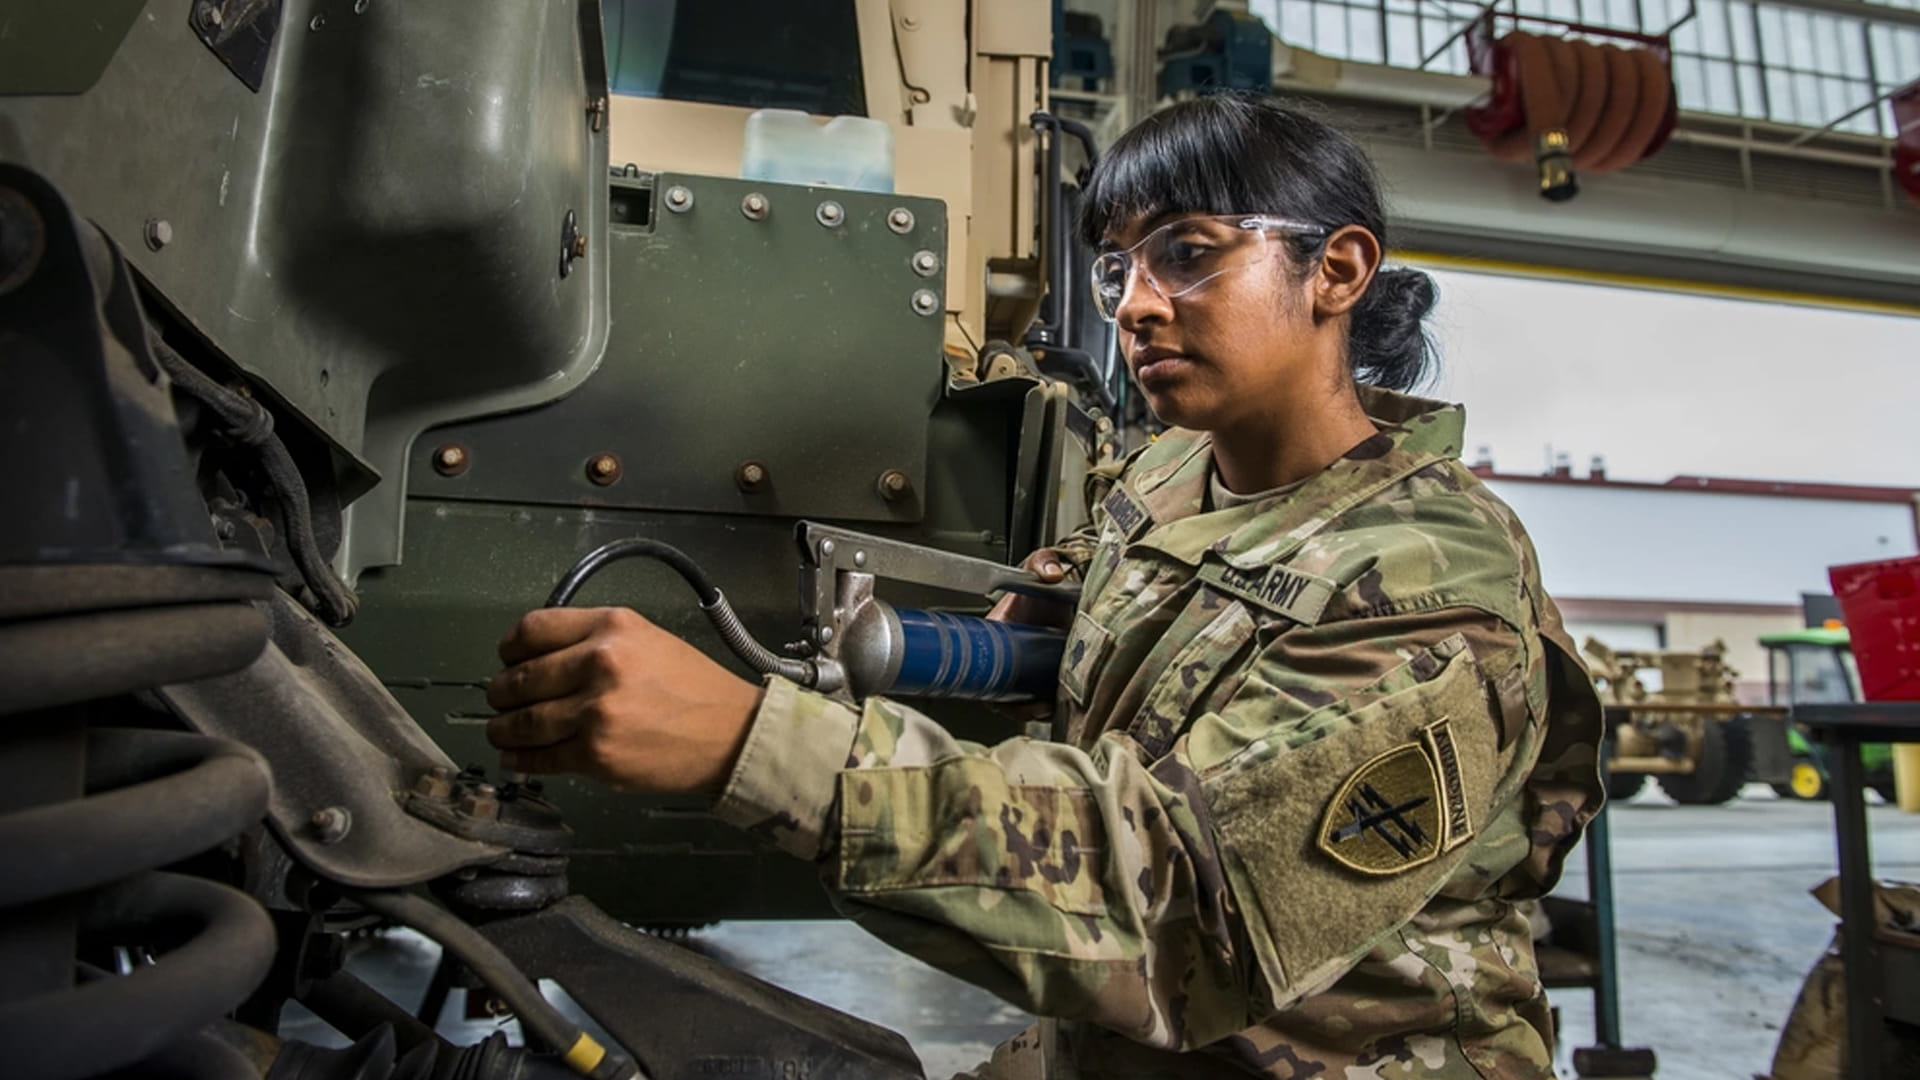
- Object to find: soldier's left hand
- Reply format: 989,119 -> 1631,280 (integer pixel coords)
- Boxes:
485,607 -> 763,795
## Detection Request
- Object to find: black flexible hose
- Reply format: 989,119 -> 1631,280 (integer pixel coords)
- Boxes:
345,890 -> 643,1080
148,335 -> 359,627
548,539 -> 814,685
546,539 -> 719,608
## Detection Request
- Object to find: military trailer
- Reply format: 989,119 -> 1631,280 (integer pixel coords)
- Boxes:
1584,637 -> 1790,805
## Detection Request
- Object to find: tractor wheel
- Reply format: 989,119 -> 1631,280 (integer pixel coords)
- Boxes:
1773,759 -> 1828,801
1658,717 -> 1754,805
1604,768 -> 1646,801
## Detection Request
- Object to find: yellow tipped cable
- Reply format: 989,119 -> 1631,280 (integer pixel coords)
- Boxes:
344,890 -> 642,1079
564,1033 -> 608,1073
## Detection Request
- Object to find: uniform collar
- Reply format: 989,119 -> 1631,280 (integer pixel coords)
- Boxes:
1120,387 -> 1466,568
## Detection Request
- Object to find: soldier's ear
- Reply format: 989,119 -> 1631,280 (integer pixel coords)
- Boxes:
1311,226 -> 1379,322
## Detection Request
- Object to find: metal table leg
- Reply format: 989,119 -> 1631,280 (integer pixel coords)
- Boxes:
1829,734 -> 1882,1080
1585,803 -> 1623,1051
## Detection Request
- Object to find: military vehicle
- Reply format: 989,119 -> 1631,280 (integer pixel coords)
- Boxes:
1584,637 -> 1790,805
0,0 -> 1108,1075
1760,626 -> 1899,802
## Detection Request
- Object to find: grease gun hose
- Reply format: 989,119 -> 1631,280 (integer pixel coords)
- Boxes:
547,538 -> 815,685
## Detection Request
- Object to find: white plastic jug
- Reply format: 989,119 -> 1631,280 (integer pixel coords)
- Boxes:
741,109 -> 895,194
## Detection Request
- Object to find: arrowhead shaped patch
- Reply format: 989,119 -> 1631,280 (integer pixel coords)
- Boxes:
1318,720 -> 1474,876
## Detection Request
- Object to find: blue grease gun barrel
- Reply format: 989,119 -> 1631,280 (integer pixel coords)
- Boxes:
842,602 -> 1066,703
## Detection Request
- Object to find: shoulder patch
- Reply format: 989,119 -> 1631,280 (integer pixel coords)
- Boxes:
1318,719 -> 1475,875
1197,560 -> 1335,626
1101,486 -> 1152,542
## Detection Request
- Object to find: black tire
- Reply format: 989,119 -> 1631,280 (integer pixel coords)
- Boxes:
1657,717 -> 1754,805
1604,767 -> 1646,801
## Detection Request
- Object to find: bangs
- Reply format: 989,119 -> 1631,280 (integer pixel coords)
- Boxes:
1077,95 -> 1268,248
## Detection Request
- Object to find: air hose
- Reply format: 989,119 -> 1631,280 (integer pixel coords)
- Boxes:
548,539 -> 817,686
1469,30 -> 1675,200
346,889 -> 643,1080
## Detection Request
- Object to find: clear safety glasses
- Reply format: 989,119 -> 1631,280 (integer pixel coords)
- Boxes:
1089,214 -> 1329,322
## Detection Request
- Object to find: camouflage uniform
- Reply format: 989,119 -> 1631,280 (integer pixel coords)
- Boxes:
713,387 -> 1604,1078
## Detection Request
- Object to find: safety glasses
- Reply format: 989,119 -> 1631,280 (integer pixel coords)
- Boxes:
1089,214 -> 1329,322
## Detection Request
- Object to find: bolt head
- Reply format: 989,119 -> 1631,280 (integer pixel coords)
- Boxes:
853,551 -> 867,568
911,288 -> 939,316
878,470 -> 913,502
413,769 -> 455,798
310,806 -> 351,844
815,201 -> 844,227
587,453 -> 621,485
887,208 -> 915,233
432,444 -> 469,476
741,193 -> 769,219
912,250 -> 940,276
665,186 -> 693,212
819,626 -> 835,644
144,218 -> 172,251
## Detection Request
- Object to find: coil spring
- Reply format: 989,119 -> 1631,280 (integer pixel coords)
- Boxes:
0,601 -> 277,1080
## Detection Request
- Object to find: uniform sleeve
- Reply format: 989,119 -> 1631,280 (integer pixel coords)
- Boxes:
711,605 -> 1537,1053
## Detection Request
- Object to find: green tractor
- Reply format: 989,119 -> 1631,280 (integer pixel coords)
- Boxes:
1760,626 -> 1898,802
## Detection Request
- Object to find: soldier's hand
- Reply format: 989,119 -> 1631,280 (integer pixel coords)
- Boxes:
987,547 -> 1076,629
485,607 -> 763,795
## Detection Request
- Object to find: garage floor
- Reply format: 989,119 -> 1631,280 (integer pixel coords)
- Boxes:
294,784 -> 1920,1079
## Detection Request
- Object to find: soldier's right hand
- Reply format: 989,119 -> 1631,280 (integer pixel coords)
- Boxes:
987,547 -> 1076,629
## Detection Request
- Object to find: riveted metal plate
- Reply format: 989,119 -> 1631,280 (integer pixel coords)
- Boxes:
413,173 -> 947,523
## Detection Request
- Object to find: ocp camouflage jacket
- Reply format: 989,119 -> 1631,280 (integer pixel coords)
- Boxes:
713,387 -> 1605,1079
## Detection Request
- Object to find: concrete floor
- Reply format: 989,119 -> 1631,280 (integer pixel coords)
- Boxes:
296,783 -> 1920,1079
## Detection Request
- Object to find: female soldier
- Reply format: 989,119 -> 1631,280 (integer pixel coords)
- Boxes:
485,93 -> 1604,1078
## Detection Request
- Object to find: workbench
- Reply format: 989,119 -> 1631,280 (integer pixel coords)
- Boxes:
1794,702 -> 1920,1080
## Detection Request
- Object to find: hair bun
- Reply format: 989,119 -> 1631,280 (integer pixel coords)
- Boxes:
1349,268 -> 1438,391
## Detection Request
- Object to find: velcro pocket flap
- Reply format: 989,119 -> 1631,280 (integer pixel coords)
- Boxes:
1202,643 -> 1500,1009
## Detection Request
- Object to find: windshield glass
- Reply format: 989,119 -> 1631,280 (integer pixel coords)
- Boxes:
607,0 -> 867,116
1786,644 -> 1857,705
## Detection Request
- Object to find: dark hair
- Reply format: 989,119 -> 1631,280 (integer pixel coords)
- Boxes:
1077,92 -> 1437,391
